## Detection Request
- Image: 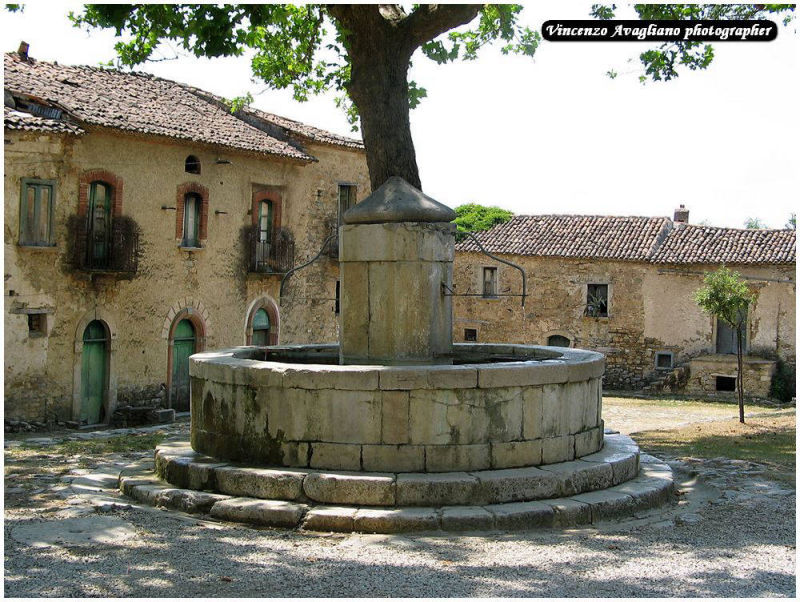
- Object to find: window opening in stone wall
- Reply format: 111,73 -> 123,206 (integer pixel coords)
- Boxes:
586,283 -> 608,317
185,155 -> 201,174
335,280 -> 340,314
338,184 -> 356,225
716,376 -> 736,392
19,179 -> 56,246
182,193 -> 201,247
27,313 -> 46,337
655,351 -> 674,370
482,267 -> 498,298
547,334 -> 570,347
87,181 -> 112,266
464,328 -> 477,342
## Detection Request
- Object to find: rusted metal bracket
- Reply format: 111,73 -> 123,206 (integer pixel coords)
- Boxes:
279,232 -> 336,305
447,232 -> 527,307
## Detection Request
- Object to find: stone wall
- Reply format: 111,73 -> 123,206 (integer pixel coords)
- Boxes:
685,355 -> 776,399
4,129 -> 369,422
452,253 -> 795,393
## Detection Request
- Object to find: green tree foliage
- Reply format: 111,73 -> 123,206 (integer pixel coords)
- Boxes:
591,4 -> 794,82
694,266 -> 754,423
786,213 -> 796,230
453,204 -> 513,240
744,217 -> 767,229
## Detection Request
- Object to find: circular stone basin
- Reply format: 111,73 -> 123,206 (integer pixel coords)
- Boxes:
189,343 -> 605,473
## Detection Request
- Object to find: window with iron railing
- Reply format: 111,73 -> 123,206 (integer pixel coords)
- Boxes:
244,224 -> 295,274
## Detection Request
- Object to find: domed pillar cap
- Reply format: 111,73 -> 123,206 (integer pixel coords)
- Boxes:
343,176 -> 456,224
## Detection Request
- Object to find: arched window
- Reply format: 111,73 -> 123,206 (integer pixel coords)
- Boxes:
547,334 -> 571,347
185,155 -> 201,174
182,192 -> 201,247
252,308 -> 271,346
87,181 -> 112,267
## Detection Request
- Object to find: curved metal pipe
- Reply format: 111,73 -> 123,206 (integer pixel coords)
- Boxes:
461,231 -> 527,307
280,233 -> 336,305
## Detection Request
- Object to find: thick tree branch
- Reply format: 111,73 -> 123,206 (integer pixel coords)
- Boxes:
401,4 -> 482,51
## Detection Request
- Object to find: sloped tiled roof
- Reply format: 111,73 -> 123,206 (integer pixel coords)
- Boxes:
4,52 -> 314,161
651,223 -> 796,265
457,215 -> 672,261
4,105 -> 85,134
241,106 -> 364,150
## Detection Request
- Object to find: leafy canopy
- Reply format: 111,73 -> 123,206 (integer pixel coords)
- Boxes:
744,217 -> 767,229
694,266 -> 753,328
591,4 -> 795,83
454,203 -> 514,239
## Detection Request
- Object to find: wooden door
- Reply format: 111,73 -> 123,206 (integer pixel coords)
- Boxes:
171,319 -> 196,410
716,311 -> 746,355
252,308 -> 271,346
80,320 -> 107,424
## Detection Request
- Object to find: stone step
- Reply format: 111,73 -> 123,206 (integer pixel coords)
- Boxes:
119,461 -> 674,533
154,434 -> 641,508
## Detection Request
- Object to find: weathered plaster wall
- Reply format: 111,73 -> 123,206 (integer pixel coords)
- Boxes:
452,252 -> 651,389
453,252 -> 796,391
4,129 -> 369,421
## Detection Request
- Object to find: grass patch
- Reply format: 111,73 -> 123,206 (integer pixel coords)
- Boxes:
634,414 -> 796,481
50,432 -> 166,455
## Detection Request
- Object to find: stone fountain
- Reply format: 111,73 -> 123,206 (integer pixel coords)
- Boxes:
120,178 -> 674,532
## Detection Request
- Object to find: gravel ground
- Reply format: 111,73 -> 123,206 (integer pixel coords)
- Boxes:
4,406 -> 796,597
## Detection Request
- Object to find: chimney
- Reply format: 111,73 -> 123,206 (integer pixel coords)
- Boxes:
674,204 -> 689,224
17,41 -> 29,60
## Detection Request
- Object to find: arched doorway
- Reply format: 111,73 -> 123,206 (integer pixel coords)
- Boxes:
245,297 -> 279,345
170,319 -> 196,411
80,320 -> 108,424
547,334 -> 571,348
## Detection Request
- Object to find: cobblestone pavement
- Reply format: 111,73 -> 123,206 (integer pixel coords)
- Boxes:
4,406 -> 796,597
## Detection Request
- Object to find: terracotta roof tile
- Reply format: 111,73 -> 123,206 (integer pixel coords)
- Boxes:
4,105 -> 85,134
651,223 -> 796,265
241,106 -> 364,150
456,214 -> 672,261
4,52 -> 314,161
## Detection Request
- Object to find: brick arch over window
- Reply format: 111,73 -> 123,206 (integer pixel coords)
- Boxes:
78,169 -> 123,217
176,182 -> 209,241
251,188 -> 282,231
165,307 -> 207,408
245,296 -> 280,345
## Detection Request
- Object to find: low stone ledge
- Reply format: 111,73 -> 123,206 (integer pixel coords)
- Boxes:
472,467 -> 561,504
569,489 -> 637,522
215,466 -> 306,501
538,460 -> 614,497
303,472 -> 395,506
440,506 -> 494,531
397,472 -> 480,506
353,507 -> 440,533
156,489 -> 229,514
485,500 -> 555,530
545,499 -> 593,527
301,506 -> 359,532
209,498 -> 308,528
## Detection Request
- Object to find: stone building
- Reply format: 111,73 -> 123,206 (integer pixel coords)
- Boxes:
4,49 -> 369,424
454,208 -> 796,398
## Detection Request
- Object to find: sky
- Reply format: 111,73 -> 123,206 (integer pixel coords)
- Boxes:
2,2 -> 798,228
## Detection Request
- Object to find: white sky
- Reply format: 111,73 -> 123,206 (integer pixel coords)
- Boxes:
2,2 -> 798,228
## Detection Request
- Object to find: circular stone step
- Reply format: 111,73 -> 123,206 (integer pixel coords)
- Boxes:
153,434 -> 641,508
118,454 -> 674,533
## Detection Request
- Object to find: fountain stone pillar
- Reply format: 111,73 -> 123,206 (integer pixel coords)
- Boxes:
339,176 -> 457,365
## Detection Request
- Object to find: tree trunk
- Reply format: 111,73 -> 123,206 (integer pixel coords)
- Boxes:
348,45 -> 421,191
736,326 -> 745,424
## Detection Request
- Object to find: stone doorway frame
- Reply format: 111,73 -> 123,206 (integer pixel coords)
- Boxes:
72,309 -> 118,424
163,302 -> 208,409
244,296 -> 280,346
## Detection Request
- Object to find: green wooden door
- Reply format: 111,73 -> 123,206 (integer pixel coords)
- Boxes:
171,319 -> 196,411
252,308 -> 271,346
80,320 -> 107,424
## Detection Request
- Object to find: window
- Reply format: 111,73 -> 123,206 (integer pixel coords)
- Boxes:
335,280 -> 340,315
464,328 -> 477,342
482,267 -> 498,298
252,308 -> 271,346
182,193 -> 201,247
586,283 -> 608,317
19,179 -> 56,246
87,181 -> 112,265
338,184 -> 356,225
716,376 -> 736,392
185,155 -> 201,174
27,313 -> 46,338
547,335 -> 570,347
258,200 -> 273,244
655,351 -> 674,370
